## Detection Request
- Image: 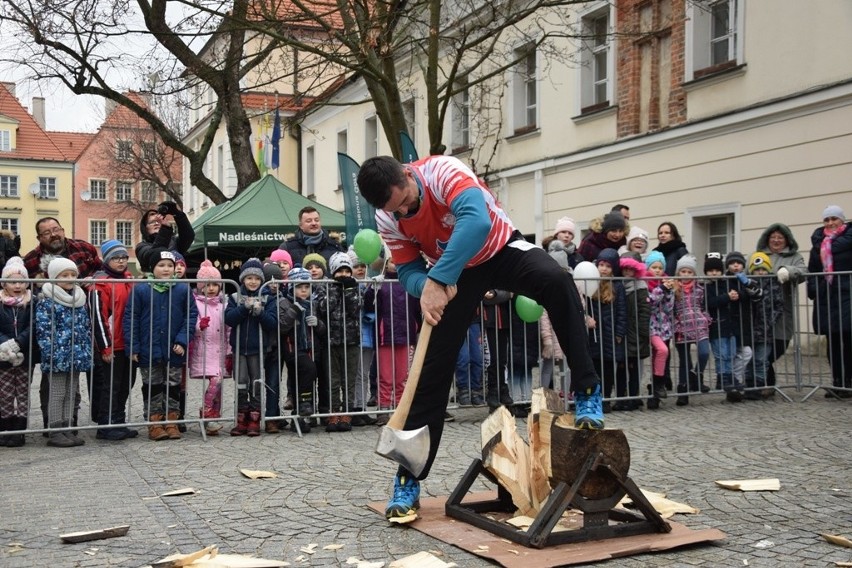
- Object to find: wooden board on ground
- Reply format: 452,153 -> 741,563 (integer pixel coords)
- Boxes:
714,478 -> 780,491
618,489 -> 699,518
150,545 -> 290,567
60,525 -> 130,544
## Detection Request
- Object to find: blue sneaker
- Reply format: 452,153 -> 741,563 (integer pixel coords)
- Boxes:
574,384 -> 604,430
385,474 -> 421,519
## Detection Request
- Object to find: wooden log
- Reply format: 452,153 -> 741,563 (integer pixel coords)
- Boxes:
481,406 -> 535,516
528,388 -> 564,510
549,422 -> 630,500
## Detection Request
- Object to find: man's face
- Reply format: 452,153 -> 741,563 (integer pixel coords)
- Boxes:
299,211 -> 322,235
381,173 -> 420,217
36,220 -> 66,253
618,207 -> 630,221
146,213 -> 164,236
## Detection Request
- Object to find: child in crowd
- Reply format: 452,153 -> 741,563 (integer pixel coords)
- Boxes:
125,250 -> 197,441
303,252 -> 331,419
36,258 -> 92,448
303,253 -> 327,280
173,252 -> 187,279
261,261 -> 285,433
455,316 -> 485,407
348,250 -> 376,425
618,227 -> 650,257
645,251 -> 674,409
744,252 -> 784,400
703,252 -> 744,402
225,258 -> 277,436
317,252 -> 362,432
725,251 -> 757,387
278,267 -> 322,433
0,257 -> 35,447
364,258 -> 421,426
90,240 -> 138,440
615,253 -> 649,410
672,255 -> 711,406
270,249 -> 292,276
189,260 -> 230,436
587,249 -> 626,410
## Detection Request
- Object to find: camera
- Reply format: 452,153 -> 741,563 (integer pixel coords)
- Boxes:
157,202 -> 176,216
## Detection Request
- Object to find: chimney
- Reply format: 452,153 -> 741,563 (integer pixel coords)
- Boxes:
32,97 -> 46,129
0,82 -> 15,98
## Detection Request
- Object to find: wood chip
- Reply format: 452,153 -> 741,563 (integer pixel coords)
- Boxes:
239,469 -> 278,480
389,551 -> 454,567
161,488 -> 198,497
834,562 -> 852,567
715,478 -> 780,491
322,544 -> 345,550
387,513 -> 418,524
60,525 -> 130,544
151,545 -> 218,567
618,489 -> 699,518
505,516 -> 535,529
507,549 -> 519,555
299,543 -> 318,554
822,533 -> 852,548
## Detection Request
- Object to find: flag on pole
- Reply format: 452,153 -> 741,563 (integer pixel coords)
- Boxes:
257,113 -> 268,176
337,152 -> 377,240
270,108 -> 281,170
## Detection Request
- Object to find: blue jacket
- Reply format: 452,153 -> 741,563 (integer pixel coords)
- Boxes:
124,281 -> 197,366
587,281 -> 627,362
225,286 -> 278,356
35,297 -> 92,373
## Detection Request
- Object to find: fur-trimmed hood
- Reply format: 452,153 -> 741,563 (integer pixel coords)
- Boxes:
756,223 -> 799,255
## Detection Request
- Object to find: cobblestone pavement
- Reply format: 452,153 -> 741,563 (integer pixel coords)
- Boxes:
0,391 -> 849,568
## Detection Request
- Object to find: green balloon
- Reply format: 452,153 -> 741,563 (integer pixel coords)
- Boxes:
353,229 -> 383,264
515,295 -> 544,323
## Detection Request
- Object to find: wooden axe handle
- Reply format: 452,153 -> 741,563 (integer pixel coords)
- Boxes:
387,322 -> 433,430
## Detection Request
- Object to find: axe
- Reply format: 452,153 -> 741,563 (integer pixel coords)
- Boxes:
375,321 -> 433,477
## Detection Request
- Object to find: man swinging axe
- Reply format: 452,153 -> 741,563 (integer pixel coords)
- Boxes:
357,155 -> 605,520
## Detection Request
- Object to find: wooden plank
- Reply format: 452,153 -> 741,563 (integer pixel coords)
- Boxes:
59,525 -> 129,544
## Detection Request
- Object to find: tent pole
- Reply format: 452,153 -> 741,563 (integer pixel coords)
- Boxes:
204,244 -> 208,261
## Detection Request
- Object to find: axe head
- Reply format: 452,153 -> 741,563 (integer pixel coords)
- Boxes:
375,425 -> 430,478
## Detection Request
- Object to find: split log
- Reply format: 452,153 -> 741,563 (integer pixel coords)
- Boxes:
481,406 -> 535,516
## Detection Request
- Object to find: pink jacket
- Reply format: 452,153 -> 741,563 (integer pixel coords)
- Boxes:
539,310 -> 564,361
188,293 -> 231,378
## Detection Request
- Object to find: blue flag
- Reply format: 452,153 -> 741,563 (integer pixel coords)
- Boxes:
337,152 -> 377,241
270,108 -> 281,170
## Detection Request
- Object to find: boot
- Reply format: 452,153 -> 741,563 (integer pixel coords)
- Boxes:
337,415 -> 352,432
47,421 -> 76,448
688,370 -> 702,394
298,394 -> 314,417
698,371 -> 710,393
676,383 -> 689,406
652,375 -> 668,399
201,408 -> 222,436
646,384 -> 660,410
264,419 -> 280,434
246,410 -> 261,437
148,414 -> 169,441
230,410 -> 248,436
0,416 -> 10,447
8,416 -> 27,447
164,411 -> 181,439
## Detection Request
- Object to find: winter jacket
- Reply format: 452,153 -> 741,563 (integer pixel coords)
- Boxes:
673,281 -> 710,344
587,282 -> 627,362
727,271 -> 761,345
807,222 -> 852,335
623,281 -> 650,359
35,297 -> 92,373
363,277 -> 420,347
578,227 -> 625,263
124,281 -> 197,366
189,293 -> 230,378
90,270 -> 133,356
0,294 -> 37,368
135,211 -> 194,273
653,240 -> 689,277
278,229 -> 343,268
277,294 -> 325,357
319,277 -> 362,346
647,282 -> 675,341
539,310 -> 564,361
359,282 -> 376,350
224,286 -> 277,356
756,223 -> 807,341
704,277 -> 736,340
750,276 -> 784,345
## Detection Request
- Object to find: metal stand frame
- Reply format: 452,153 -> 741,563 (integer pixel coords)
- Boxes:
445,455 -> 671,549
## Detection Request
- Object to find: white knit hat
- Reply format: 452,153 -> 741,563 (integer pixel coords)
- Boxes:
47,257 -> 78,280
822,205 -> 846,221
554,217 -> 576,237
1,256 -> 26,280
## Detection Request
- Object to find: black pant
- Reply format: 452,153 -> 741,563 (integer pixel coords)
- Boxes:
828,332 -> 852,388
97,351 -> 133,425
766,338 -> 790,387
398,243 -> 598,480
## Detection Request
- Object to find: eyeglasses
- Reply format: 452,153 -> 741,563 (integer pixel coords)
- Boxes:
38,227 -> 64,238
110,256 -> 130,261
146,220 -> 161,226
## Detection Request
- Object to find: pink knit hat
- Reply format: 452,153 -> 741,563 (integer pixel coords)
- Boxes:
270,249 -> 292,265
196,260 -> 221,290
554,217 -> 576,237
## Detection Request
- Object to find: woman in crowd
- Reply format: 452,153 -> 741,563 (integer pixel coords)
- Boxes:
653,222 -> 689,277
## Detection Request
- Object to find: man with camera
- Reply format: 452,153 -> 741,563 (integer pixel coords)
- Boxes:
136,202 -> 195,274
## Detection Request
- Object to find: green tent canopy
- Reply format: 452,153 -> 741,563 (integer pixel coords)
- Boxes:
188,175 -> 347,254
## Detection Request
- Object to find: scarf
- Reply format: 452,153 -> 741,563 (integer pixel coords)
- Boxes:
0,289 -> 31,307
101,265 -> 128,279
41,282 -> 86,308
821,223 -> 848,284
148,274 -> 175,293
300,230 -> 325,248
654,239 -> 685,256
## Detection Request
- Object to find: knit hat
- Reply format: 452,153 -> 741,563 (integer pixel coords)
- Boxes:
302,253 -> 327,271
725,251 -> 747,269
619,255 -> 646,278
287,267 -> 312,282
601,212 -> 627,234
2,256 -> 27,280
48,257 -> 78,280
196,260 -> 221,290
554,217 -> 576,237
595,248 -> 621,277
749,251 -> 773,274
675,255 -> 698,274
100,239 -> 128,264
239,258 -> 264,283
154,249 -> 176,266
329,251 -> 353,276
822,205 -> 846,221
172,251 -> 187,268
644,251 -> 666,271
263,262 -> 283,282
270,249 -> 292,265
347,246 -> 366,267
624,226 -> 649,253
704,252 -> 724,274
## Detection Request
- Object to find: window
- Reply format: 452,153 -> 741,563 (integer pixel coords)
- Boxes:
337,129 -> 348,155
0,218 -> 18,234
141,181 -> 158,203
364,116 -> 378,159
0,175 -> 18,197
687,0 -> 742,79
90,220 -> 107,246
89,179 -> 107,201
0,130 -> 10,151
116,181 -> 133,202
116,221 -> 133,247
39,177 -> 56,199
512,44 -> 537,133
116,140 -> 133,162
686,204 -> 740,261
306,145 -> 315,198
142,141 -> 157,161
451,76 -> 470,151
706,215 -> 733,254
580,6 -> 613,112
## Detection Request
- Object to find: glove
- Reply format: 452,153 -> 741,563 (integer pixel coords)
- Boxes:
0,339 -> 20,354
336,276 -> 358,289
305,315 -> 318,327
371,274 -> 385,286
250,302 -> 264,316
10,352 -> 24,367
735,272 -> 749,285
0,348 -> 9,362
199,316 -> 211,330
777,267 -> 790,284
224,353 -> 234,377
157,201 -> 179,216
